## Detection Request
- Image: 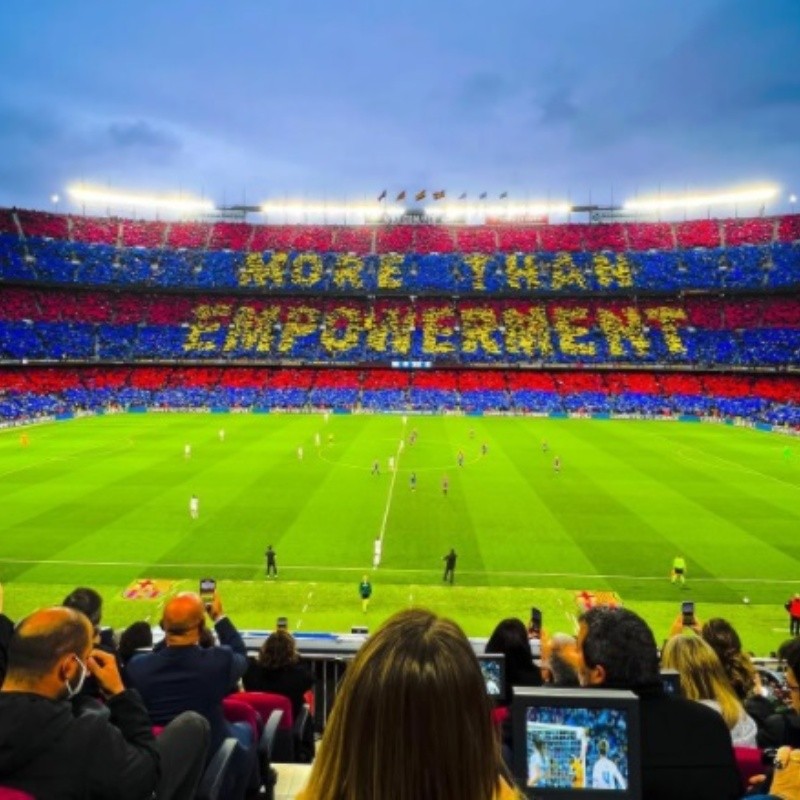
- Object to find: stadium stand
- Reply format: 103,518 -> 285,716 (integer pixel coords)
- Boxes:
0,208 -> 797,428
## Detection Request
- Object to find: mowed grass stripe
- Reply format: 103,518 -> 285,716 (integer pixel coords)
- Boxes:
587,421 -> 800,575
1,415 -> 799,602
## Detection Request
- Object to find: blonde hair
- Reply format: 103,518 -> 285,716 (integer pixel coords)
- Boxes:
300,608 -> 507,800
661,634 -> 745,730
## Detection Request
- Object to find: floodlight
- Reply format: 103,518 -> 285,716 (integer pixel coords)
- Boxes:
623,185 -> 779,213
67,185 -> 214,213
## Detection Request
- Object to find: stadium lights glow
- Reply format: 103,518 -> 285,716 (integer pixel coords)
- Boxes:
259,202 -> 405,218
67,185 -> 214,213
430,202 -> 572,219
623,185 -> 779,213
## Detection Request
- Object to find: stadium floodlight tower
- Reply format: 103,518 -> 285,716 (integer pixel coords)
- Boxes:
66,184 -> 215,219
623,183 -> 779,220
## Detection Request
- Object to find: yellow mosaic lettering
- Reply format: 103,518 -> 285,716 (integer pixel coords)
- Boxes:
238,252 -> 286,288
553,307 -> 596,356
461,307 -> 501,354
278,306 -> 321,352
377,254 -> 403,289
291,253 -> 324,287
644,307 -> 688,354
502,307 -> 553,357
321,306 -> 362,353
463,254 -> 490,291
332,254 -> 364,289
183,304 -> 230,352
422,307 -> 456,353
597,308 -> 649,357
365,307 -> 414,354
551,253 -> 587,291
223,306 -> 279,353
505,254 -> 541,290
593,253 -> 633,289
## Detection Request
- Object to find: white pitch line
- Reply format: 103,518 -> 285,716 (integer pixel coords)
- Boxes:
375,436 -> 405,552
0,556 -> 796,585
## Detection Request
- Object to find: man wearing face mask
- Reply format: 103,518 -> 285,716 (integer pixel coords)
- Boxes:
0,606 -> 209,800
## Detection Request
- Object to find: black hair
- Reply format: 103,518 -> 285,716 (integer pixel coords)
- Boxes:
62,587 -> 103,627
118,621 -> 153,663
579,606 -> 660,689
8,610 -> 90,680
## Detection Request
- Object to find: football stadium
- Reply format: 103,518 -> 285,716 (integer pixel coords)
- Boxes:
1,3 -> 799,798
1,206 -> 798,654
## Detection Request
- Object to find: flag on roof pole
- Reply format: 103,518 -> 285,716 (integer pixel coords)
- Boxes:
459,192 -> 467,200
499,191 -> 508,199
377,189 -> 387,202
396,190 -> 407,201
433,190 -> 446,200
415,190 -> 427,201
479,192 -> 487,200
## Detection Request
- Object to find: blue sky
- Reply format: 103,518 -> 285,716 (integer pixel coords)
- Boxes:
0,0 -> 798,211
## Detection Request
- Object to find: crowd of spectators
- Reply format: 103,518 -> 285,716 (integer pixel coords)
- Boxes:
5,580 -> 800,799
0,289 -> 798,369
0,366 -> 797,427
2,232 -> 798,294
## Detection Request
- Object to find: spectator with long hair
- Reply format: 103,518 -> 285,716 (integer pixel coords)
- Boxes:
297,608 -> 521,800
758,638 -> 800,749
485,618 -> 542,706
701,617 -> 773,729
661,634 -> 757,746
243,629 -> 314,719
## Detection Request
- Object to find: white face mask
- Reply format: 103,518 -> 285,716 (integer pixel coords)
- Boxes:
65,655 -> 88,699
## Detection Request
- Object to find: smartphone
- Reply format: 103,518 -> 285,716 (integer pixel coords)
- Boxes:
530,607 -> 543,635
199,578 -> 216,605
681,600 -> 695,627
276,616 -> 288,630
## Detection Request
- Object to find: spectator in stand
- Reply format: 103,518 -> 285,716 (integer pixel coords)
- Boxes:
243,629 -> 314,719
660,633 -> 757,746
0,583 -> 13,686
62,586 -> 116,651
297,608 -> 521,800
577,606 -> 741,800
62,586 -> 117,712
242,628 -> 315,761
701,617 -> 774,731
0,606 -> 209,800
758,639 -> 800,750
117,621 -> 154,668
485,618 -> 542,706
125,590 -> 259,799
540,632 -> 580,687
786,594 -> 800,637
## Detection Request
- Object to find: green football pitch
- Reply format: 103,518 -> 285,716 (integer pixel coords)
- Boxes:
0,413 -> 798,655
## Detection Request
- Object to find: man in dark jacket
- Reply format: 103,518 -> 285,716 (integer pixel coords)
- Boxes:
0,582 -> 13,686
0,606 -> 209,800
126,590 -> 257,798
577,606 -> 742,800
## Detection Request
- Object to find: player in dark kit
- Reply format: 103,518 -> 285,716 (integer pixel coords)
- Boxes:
442,548 -> 457,584
265,545 -> 277,578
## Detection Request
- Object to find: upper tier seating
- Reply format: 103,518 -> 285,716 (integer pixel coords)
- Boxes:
1,289 -> 797,368
3,234 -> 798,294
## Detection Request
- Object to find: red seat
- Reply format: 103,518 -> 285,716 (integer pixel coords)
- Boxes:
0,788 -> 36,799
733,746 -> 764,791
222,697 -> 261,743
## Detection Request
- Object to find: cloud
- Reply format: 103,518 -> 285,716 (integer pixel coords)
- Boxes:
106,120 -> 182,157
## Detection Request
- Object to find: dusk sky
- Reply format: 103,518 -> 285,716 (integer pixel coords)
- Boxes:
0,0 -> 798,213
